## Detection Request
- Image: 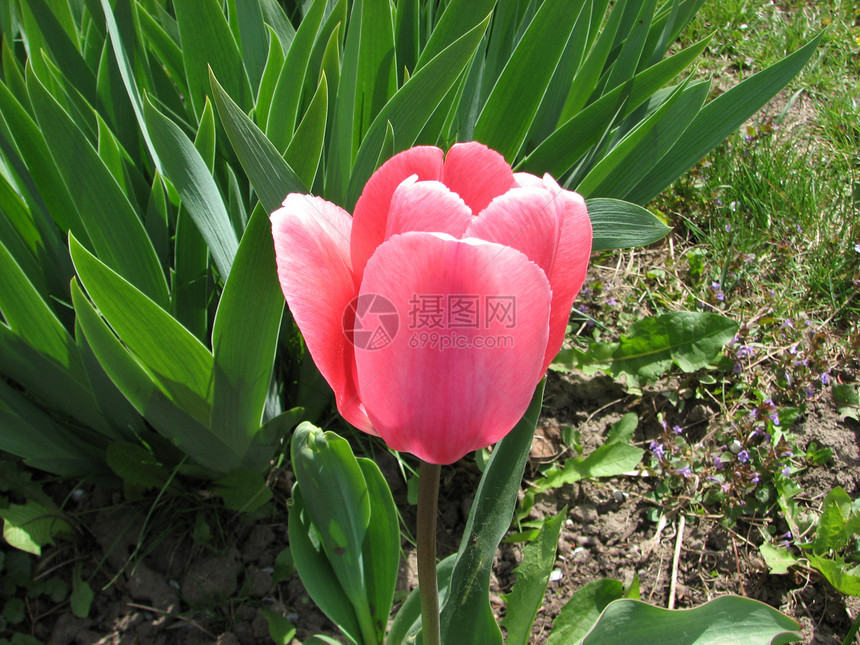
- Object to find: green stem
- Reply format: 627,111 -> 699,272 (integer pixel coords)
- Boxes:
417,460 -> 442,645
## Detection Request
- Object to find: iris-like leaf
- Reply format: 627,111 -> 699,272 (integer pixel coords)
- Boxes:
587,198 -> 672,250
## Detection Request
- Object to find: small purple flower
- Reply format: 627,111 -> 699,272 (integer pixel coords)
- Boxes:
780,319 -> 794,329
606,297 -> 618,307
673,425 -> 684,435
751,473 -> 761,484
820,372 -> 831,385
769,412 -> 780,426
781,465 -> 791,476
795,224 -> 803,233
737,450 -> 750,463
803,387 -> 815,398
716,290 -> 725,302
676,465 -> 692,478
725,223 -> 732,232
748,408 -> 758,420
714,456 -> 724,469
789,344 -> 799,355
711,281 -> 721,291
743,253 -> 757,262
781,531 -> 792,540
736,345 -> 755,358
732,362 -> 742,374
721,483 -> 731,493
649,441 -> 665,460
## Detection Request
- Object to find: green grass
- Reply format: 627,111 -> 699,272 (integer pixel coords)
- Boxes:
659,0 -> 860,325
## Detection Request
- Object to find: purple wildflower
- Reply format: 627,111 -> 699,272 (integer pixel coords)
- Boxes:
737,450 -> 750,464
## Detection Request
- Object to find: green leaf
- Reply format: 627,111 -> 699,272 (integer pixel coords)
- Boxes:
265,0 -> 326,152
759,543 -> 799,575
357,458 -> 400,644
440,381 -> 545,645
106,441 -> 172,491
346,15 -> 491,208
213,469 -> 272,513
587,198 -> 671,251
69,235 -> 214,426
260,609 -> 296,645
209,68 -> 307,214
234,0 -> 268,95
415,0 -> 495,71
0,501 -> 71,556
627,31 -> 824,204
210,207 -> 283,465
173,0 -> 252,118
326,0 -> 396,204
577,80 -> 709,199
99,0 -> 163,172
547,578 -> 626,645
290,423 -> 373,630
579,596 -> 801,645
518,35 -> 712,179
254,25 -> 285,131
474,0 -> 583,160
27,69 -> 168,305
562,312 -> 739,387
144,97 -> 238,280
501,511 -> 566,645
388,554 -> 457,645
812,487 -> 853,555
288,486 -> 364,645
808,554 -> 860,597
70,563 -> 93,618
284,73 -> 328,190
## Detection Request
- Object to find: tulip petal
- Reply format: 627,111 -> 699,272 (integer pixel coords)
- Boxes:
351,146 -> 444,283
271,195 -> 373,433
465,186 -> 562,278
541,175 -> 592,371
441,142 -> 515,214
354,232 -> 550,464
384,177 -> 473,240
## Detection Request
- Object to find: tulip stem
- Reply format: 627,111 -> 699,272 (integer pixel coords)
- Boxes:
417,460 -> 442,645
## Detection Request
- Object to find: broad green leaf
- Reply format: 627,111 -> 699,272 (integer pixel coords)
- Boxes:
233,0 -> 268,95
173,0 -> 252,118
0,177 -> 48,295
813,487 -> 853,555
358,458 -> 401,644
284,73 -> 328,189
265,0 -> 325,152
254,25 -> 285,131
394,0 -> 419,82
580,596 -> 801,645
106,441 -> 172,491
290,423 -> 374,639
210,208 -> 284,462
627,31 -> 825,205
501,511 -> 566,645
577,80 -> 709,199
288,486 -> 364,645
547,578 -> 625,645
210,68 -> 307,214
347,15 -> 491,208
144,97 -> 238,280
759,543 -> 799,575
71,279 -> 238,474
474,0 -> 582,160
518,35 -> 711,178
22,0 -> 97,106
171,206 -> 209,342
195,98 -> 217,172
440,381 -> 545,645
560,312 -> 739,387
0,377 -> 102,476
326,0 -> 396,204
28,70 -> 168,305
69,235 -> 214,425
415,0 -> 495,71
0,238 -> 83,381
808,554 -> 860,597
94,12 -> 140,158
260,609 -> 296,645
602,0 -> 657,93
213,469 -> 272,512
258,0 -> 296,52
0,500 -> 71,556
587,198 -> 672,251
136,2 -> 188,103
70,564 -> 93,618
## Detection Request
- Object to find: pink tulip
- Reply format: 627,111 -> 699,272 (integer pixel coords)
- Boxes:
271,142 -> 591,464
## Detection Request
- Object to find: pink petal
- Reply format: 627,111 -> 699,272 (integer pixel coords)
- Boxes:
540,175 -> 591,371
464,186 -> 562,278
384,177 -> 473,240
354,232 -> 550,464
350,146 -> 444,284
441,142 -> 515,214
271,195 -> 373,433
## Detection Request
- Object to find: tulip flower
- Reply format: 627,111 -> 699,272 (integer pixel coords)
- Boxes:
271,142 -> 591,465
